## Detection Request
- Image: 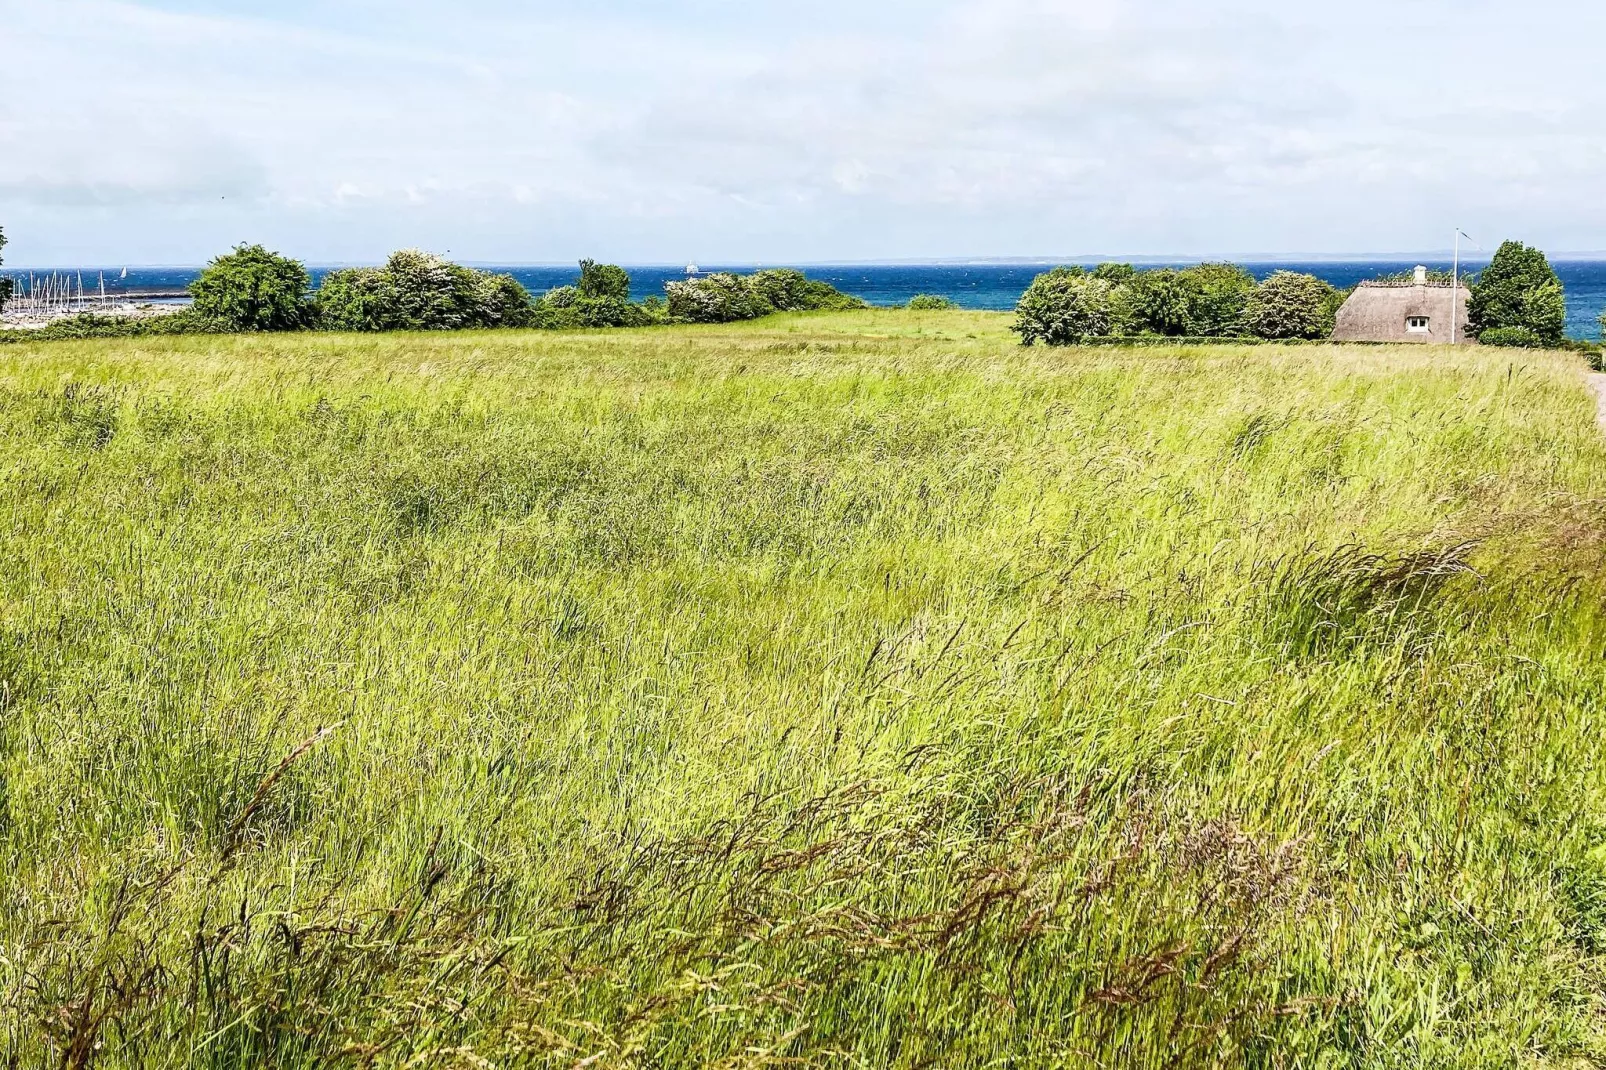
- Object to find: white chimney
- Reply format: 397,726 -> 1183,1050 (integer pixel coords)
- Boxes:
1414,265 -> 1428,285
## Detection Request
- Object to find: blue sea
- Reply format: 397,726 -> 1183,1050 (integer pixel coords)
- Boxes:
11,260 -> 1605,340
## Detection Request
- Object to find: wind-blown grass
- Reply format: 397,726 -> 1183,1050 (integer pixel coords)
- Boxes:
3,310 -> 1606,1067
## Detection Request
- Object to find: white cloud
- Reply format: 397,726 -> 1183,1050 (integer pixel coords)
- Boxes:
0,0 -> 1602,264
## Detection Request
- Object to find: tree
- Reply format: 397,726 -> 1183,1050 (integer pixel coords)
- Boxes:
1241,271 -> 1338,340
1182,263 -> 1257,337
476,273 -> 537,328
1012,268 -> 1123,345
578,260 -> 631,302
1070,263 -> 1255,338
1469,241 -> 1566,345
1123,268 -> 1195,336
665,274 -> 775,323
316,250 -> 532,331
526,262 -> 643,328
747,269 -> 865,312
0,224 -> 9,312
1092,262 -> 1136,283
188,244 -> 313,331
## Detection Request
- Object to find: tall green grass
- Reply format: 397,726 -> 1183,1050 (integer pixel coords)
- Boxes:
4,311 -> 1606,1067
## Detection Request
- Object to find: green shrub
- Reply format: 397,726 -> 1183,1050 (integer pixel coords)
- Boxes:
1047,263 -> 1255,339
906,294 -> 958,311
749,269 -> 865,312
1242,271 -> 1339,340
531,287 -> 578,329
316,251 -> 532,332
578,260 -> 631,302
571,297 -> 654,329
1478,326 -> 1546,348
540,285 -> 578,310
189,244 -> 312,331
532,275 -> 658,330
1012,268 -> 1123,345
312,268 -> 391,331
641,295 -> 670,323
1091,262 -> 1136,283
1183,263 -> 1258,337
1123,269 -> 1194,336
665,274 -> 775,323
662,270 -> 863,324
1469,241 -> 1566,345
478,273 -> 537,328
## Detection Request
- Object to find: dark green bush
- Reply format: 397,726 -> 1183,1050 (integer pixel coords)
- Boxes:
1031,263 -> 1255,339
665,274 -> 774,324
312,268 -> 392,331
531,268 -> 662,330
479,274 -> 537,328
1241,271 -> 1339,340
1469,241 -> 1566,345
1012,268 -> 1123,345
189,244 -> 312,331
1478,326 -> 1546,348
662,270 -> 862,324
906,294 -> 958,311
554,297 -> 653,329
748,269 -> 865,312
0,224 -> 8,312
1183,263 -> 1258,337
1091,263 -> 1135,283
578,260 -> 631,302
1123,269 -> 1195,336
539,285 -> 578,311
316,251 -> 533,332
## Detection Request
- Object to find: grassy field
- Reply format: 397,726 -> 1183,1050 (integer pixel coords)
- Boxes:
4,310 -> 1606,1067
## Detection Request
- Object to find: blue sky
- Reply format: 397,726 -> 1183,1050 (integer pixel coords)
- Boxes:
1,0 -> 1602,266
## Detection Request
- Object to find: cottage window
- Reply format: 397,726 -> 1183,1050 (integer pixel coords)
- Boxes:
1406,316 -> 1431,332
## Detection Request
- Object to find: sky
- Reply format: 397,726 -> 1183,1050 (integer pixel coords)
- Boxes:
1,0 -> 1603,266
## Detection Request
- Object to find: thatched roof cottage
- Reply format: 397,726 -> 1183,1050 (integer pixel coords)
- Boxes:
1331,266 -> 1471,343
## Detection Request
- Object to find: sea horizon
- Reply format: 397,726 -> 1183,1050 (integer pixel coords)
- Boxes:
8,258 -> 1605,339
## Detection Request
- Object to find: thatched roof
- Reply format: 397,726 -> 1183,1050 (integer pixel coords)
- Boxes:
1331,282 -> 1471,343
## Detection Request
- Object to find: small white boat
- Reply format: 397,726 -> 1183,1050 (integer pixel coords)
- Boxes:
685,263 -> 699,275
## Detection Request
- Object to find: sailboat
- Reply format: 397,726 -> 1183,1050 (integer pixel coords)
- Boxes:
685,262 -> 699,276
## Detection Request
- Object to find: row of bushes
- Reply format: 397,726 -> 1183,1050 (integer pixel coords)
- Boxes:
172,246 -> 865,335
1013,263 -> 1343,345
1013,243 -> 1603,349
7,228 -> 1600,348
